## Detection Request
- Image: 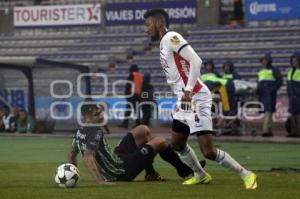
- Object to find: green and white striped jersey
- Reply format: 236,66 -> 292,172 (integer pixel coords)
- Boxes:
72,127 -> 125,181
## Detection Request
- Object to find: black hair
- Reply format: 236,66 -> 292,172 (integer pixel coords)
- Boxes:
260,53 -> 272,67
203,60 -> 215,71
143,8 -> 169,28
290,51 -> 300,65
81,104 -> 98,116
223,60 -> 234,72
130,64 -> 139,72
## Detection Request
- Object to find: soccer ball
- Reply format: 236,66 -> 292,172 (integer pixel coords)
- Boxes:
55,163 -> 80,188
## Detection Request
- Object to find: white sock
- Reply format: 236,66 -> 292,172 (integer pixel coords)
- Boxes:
177,144 -> 206,179
215,149 -> 251,179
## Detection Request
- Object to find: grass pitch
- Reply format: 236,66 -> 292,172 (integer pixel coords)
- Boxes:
0,135 -> 300,199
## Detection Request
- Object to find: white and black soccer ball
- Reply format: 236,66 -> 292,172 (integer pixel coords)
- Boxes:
55,163 -> 80,188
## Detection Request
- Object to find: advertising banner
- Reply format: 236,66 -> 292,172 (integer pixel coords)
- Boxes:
105,0 -> 197,25
246,0 -> 300,21
14,4 -> 101,27
0,89 -> 26,108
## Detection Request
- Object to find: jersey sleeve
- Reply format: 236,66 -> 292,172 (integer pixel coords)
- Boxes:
164,32 -> 189,53
86,130 -> 101,151
71,138 -> 79,152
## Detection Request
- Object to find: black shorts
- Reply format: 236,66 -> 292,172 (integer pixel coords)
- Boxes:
172,119 -> 190,135
114,133 -> 155,181
172,119 -> 213,137
114,133 -> 138,158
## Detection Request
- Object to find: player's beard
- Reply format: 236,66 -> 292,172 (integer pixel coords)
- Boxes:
151,29 -> 160,41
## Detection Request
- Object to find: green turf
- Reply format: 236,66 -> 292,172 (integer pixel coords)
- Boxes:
0,136 -> 300,199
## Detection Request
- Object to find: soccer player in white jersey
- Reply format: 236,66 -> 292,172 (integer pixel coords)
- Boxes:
143,9 -> 257,189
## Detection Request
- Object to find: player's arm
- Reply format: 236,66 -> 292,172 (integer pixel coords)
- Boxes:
179,45 -> 202,109
167,32 -> 202,109
68,146 -> 78,167
179,45 -> 202,92
83,149 -> 114,185
68,139 -> 79,166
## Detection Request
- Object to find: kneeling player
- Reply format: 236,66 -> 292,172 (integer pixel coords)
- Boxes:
68,104 -> 205,184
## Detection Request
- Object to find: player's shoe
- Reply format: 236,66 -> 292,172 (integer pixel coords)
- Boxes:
177,160 -> 206,178
243,172 -> 257,190
182,173 -> 212,185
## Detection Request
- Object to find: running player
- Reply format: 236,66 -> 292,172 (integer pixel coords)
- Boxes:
143,9 -> 257,189
68,104 -> 205,184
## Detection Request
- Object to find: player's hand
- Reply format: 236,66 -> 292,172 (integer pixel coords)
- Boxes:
181,89 -> 192,111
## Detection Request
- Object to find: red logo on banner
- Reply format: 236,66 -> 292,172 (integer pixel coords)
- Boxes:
88,4 -> 100,21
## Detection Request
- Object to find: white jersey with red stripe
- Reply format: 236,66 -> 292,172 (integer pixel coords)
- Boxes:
159,31 -> 209,98
160,31 -> 213,133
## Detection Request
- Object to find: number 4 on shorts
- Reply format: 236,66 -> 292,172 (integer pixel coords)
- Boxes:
195,114 -> 200,123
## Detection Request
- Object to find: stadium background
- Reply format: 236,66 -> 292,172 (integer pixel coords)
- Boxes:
0,1 -> 300,199
0,0 -> 299,135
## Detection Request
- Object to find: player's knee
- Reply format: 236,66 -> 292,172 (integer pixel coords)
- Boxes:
137,125 -> 151,135
202,148 -> 217,160
151,137 -> 168,149
134,124 -> 151,139
155,137 -> 167,145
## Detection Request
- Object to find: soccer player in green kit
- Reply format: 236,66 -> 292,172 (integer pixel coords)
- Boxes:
68,104 -> 206,184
